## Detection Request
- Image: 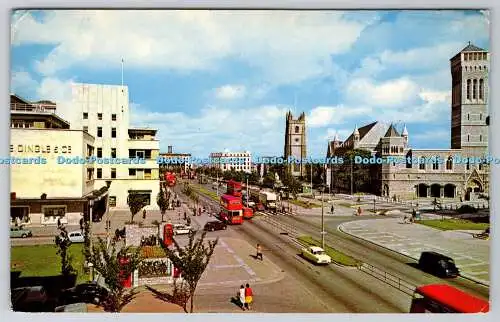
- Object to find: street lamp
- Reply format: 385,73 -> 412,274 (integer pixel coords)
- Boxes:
373,198 -> 376,214
89,199 -> 94,280
321,189 -> 327,249
105,180 -> 112,247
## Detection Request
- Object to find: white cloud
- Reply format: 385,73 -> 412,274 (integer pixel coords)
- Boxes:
346,77 -> 420,107
129,103 -> 290,156
10,70 -> 38,93
308,105 -> 371,128
11,10 -> 375,85
214,84 -> 246,100
419,90 -> 450,104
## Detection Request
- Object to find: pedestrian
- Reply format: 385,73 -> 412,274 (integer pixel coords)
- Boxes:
244,283 -> 253,310
357,206 -> 362,216
239,285 -> 246,310
57,217 -> 61,228
331,205 -> 334,214
142,209 -> 147,219
256,243 -> 263,261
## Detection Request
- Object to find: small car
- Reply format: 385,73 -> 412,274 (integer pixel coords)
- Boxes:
204,220 -> 227,232
10,226 -> 33,238
418,251 -> 459,278
68,231 -> 85,243
173,224 -> 192,235
12,286 -> 48,312
301,246 -> 332,265
60,282 -> 109,305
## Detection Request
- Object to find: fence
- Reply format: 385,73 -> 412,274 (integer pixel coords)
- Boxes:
358,262 -> 417,296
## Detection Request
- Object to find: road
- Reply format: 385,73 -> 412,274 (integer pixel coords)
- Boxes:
265,212 -> 489,300
176,182 -> 414,312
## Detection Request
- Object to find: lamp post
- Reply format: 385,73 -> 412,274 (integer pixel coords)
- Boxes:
105,180 -> 112,248
89,199 -> 94,280
373,198 -> 376,214
321,186 -> 325,249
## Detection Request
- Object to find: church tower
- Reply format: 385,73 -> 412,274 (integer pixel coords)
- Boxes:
450,42 -> 489,157
284,111 -> 307,177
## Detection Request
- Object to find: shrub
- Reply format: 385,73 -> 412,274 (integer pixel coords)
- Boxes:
457,204 -> 478,214
138,260 -> 171,278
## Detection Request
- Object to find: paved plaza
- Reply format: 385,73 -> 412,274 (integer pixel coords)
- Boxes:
339,217 -> 489,286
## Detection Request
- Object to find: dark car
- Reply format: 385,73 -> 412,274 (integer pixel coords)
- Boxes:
60,282 -> 109,305
11,286 -> 49,312
418,251 -> 460,278
204,220 -> 227,232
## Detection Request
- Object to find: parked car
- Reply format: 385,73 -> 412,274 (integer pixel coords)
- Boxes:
173,224 -> 192,235
301,246 -> 332,265
68,231 -> 85,243
55,302 -> 88,312
204,220 -> 227,232
60,282 -> 109,305
11,286 -> 48,312
418,251 -> 459,278
10,226 -> 32,238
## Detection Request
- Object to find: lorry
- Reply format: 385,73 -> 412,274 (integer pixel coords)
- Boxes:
259,191 -> 277,210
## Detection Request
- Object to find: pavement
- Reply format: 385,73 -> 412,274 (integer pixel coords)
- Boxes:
338,216 -> 490,286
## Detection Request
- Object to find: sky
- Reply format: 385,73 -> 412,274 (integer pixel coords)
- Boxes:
10,10 -> 490,158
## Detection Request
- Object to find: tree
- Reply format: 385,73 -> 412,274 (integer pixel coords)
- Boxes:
157,186 -> 169,222
332,149 -> 374,194
263,171 -> 276,188
54,225 -> 76,277
161,231 -> 218,313
282,172 -> 302,198
82,219 -> 92,270
127,193 -> 148,223
88,238 -> 143,312
248,171 -> 260,185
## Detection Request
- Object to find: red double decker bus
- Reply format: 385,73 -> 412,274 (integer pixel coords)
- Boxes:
164,172 -> 176,187
409,284 -> 489,313
226,180 -> 242,198
219,194 -> 243,224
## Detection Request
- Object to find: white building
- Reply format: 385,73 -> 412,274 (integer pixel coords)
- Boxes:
209,151 -> 252,173
9,94 -> 97,226
71,83 -> 160,210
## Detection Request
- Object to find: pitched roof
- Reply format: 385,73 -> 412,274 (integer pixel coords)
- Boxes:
461,43 -> 486,52
384,124 -> 400,137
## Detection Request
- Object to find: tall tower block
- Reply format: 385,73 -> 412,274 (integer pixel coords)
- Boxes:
284,111 -> 307,177
450,43 -> 489,157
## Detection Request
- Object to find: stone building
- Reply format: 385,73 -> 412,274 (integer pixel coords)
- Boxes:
327,43 -> 490,201
284,111 -> 307,177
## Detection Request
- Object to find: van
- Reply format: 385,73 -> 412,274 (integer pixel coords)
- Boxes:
418,251 -> 459,278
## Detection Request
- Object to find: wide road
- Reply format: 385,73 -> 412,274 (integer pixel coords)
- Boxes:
271,212 -> 489,300
183,180 -> 489,301
177,183 -> 414,312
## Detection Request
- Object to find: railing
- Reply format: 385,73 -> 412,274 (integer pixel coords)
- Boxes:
259,213 -> 300,237
11,103 -> 56,112
358,262 -> 417,296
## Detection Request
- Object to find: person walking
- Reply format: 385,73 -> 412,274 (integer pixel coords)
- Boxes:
142,209 -> 147,220
239,285 -> 246,310
256,244 -> 263,261
331,205 -> 335,214
244,283 -> 253,310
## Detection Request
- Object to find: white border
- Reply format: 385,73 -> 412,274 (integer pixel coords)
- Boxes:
1,2 -> 498,322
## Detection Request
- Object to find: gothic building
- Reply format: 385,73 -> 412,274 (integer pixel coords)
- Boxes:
284,111 -> 307,177
327,43 -> 490,201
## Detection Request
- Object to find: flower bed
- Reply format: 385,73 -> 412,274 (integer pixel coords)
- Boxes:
138,259 -> 172,278
140,246 -> 166,259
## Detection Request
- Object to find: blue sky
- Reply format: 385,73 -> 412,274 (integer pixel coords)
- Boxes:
10,10 -> 490,158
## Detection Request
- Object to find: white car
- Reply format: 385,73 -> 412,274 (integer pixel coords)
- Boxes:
173,224 -> 192,235
301,246 -> 332,265
68,231 -> 85,243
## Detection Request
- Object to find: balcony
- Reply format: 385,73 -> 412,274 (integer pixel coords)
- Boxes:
11,103 -> 56,113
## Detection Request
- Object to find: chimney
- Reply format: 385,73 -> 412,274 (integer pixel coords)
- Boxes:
168,146 -> 173,154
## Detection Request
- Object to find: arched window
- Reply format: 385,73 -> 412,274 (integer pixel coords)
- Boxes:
473,79 -> 477,99
467,79 -> 471,100
295,126 -> 299,133
433,158 -> 439,170
467,113 -> 470,120
480,135 -> 482,142
419,157 -> 426,170
479,79 -> 484,100
480,113 -> 482,120
446,156 -> 453,170
467,134 -> 470,142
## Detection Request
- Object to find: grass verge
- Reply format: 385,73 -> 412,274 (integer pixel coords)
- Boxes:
288,199 -> 321,209
11,244 -> 87,283
191,184 -> 219,201
297,236 -> 360,267
417,219 -> 489,231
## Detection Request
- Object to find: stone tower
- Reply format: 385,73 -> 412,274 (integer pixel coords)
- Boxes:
284,111 -> 307,177
450,42 -> 489,157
